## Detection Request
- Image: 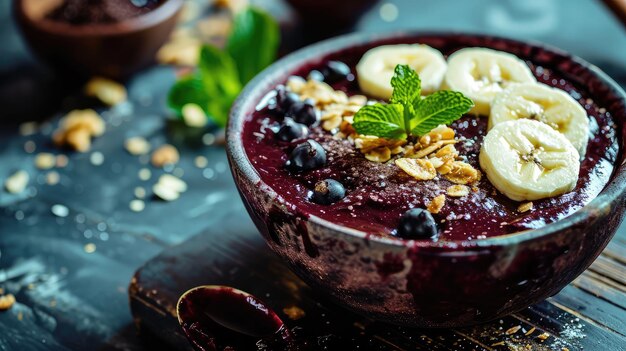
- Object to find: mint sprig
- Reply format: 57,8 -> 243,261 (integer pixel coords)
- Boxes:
353,64 -> 473,140
167,7 -> 280,127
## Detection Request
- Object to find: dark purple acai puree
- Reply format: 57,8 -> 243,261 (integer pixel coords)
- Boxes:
42,0 -> 164,24
242,50 -> 619,242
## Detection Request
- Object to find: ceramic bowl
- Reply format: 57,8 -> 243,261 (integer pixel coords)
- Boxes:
13,0 -> 183,79
227,32 -> 626,327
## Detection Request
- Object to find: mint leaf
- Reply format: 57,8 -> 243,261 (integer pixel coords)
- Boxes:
198,45 -> 241,98
167,74 -> 232,127
167,75 -> 209,115
226,7 -> 280,84
352,64 -> 473,140
352,104 -> 406,139
167,46 -> 241,127
390,64 -> 421,105
410,91 -> 474,136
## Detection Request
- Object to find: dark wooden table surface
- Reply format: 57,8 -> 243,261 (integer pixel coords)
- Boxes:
1,0 -> 626,350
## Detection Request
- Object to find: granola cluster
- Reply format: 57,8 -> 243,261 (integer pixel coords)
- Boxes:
286,78 -> 481,190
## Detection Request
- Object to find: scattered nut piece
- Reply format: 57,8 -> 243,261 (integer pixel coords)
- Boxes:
153,183 -> 180,201
138,168 -> 152,181
158,174 -> 188,193
505,325 -> 522,335
125,137 -> 151,156
34,153 -> 56,169
134,187 -> 146,199
194,156 -> 208,168
4,170 -> 29,194
46,171 -> 60,185
156,28 -> 201,66
65,128 -> 91,152
537,332 -> 550,341
152,174 -> 187,202
129,199 -> 146,212
395,158 -> 436,180
412,141 -> 444,159
53,109 -> 105,152
427,194 -> 446,214
447,185 -> 470,197
85,77 -> 127,106
355,136 -> 406,154
0,294 -> 16,311
61,109 -> 105,136
442,161 -> 480,185
518,201 -> 534,213
321,111 -> 342,131
182,103 -> 207,127
151,144 -> 180,167
365,147 -> 391,163
84,243 -> 96,253
282,306 -> 306,320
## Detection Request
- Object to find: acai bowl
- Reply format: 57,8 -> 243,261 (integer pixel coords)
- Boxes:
227,32 -> 626,327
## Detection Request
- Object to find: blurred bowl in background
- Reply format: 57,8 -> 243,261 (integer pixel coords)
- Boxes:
13,0 -> 184,80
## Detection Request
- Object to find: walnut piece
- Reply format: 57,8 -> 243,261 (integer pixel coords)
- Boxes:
365,147 -> 391,163
85,77 -> 127,106
447,185 -> 470,197
427,194 -> 446,214
53,109 -> 105,152
151,144 -> 180,167
395,158 -> 436,180
4,170 -> 29,194
125,137 -> 151,156
442,161 -> 481,185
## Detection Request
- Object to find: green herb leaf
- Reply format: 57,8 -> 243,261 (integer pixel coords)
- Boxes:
198,45 -> 242,99
167,46 -> 242,127
167,75 -> 209,116
410,91 -> 474,136
226,7 -> 280,85
353,64 -> 473,140
167,7 -> 280,128
390,64 -> 421,105
352,104 -> 406,139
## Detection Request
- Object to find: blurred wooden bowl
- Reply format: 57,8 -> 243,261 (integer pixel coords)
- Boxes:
14,0 -> 184,79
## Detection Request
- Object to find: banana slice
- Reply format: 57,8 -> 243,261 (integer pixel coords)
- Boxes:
489,82 -> 589,156
444,48 -> 536,116
479,119 -> 580,201
356,44 -> 447,100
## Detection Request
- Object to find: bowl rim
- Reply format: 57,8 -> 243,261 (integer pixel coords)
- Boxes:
14,0 -> 184,36
227,30 -> 626,250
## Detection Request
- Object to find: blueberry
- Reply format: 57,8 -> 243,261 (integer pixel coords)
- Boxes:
275,85 -> 299,113
285,140 -> 326,171
394,208 -> 438,240
321,60 -> 352,83
312,179 -> 345,205
288,100 -> 320,126
275,118 -> 308,142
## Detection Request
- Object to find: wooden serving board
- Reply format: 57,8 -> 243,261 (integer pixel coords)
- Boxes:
128,225 -> 626,351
